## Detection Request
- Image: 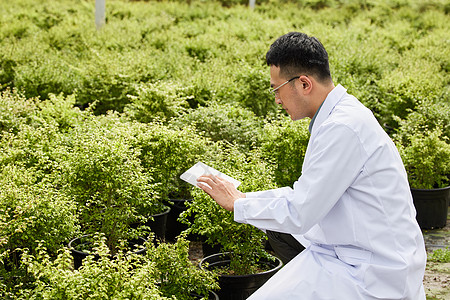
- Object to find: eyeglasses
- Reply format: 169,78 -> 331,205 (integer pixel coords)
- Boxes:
269,76 -> 300,98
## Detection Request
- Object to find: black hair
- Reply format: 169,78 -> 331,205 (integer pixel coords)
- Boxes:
266,32 -> 332,83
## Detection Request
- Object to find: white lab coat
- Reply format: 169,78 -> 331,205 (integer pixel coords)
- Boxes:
234,85 -> 426,299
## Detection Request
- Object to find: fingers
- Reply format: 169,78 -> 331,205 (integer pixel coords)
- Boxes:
196,174 -> 240,212
197,175 -> 230,197
197,174 -> 216,188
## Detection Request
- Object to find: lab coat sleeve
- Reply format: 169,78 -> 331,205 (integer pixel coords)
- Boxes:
234,122 -> 368,235
245,187 -> 294,199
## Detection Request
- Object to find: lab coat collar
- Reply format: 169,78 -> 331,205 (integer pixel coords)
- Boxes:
310,84 -> 347,136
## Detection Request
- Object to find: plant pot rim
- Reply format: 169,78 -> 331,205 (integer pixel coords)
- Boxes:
411,185 -> 450,192
68,234 -> 147,256
168,198 -> 194,202
151,205 -> 171,217
199,252 -> 283,278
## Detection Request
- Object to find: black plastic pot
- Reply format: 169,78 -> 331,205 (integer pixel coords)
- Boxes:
146,206 -> 171,241
411,186 -> 450,229
201,242 -> 223,258
199,253 -> 283,300
68,235 -> 147,270
165,198 -> 192,241
2,250 -> 21,272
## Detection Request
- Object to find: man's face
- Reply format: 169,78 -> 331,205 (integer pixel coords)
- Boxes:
269,65 -> 309,121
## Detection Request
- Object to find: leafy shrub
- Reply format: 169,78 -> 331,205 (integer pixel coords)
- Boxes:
373,22 -> 448,129
0,165 -> 79,295
396,128 -> 450,189
146,236 -> 218,299
231,65 -> 277,118
18,235 -> 218,300
0,166 -> 79,257
0,89 -> 39,135
0,59 -> 17,90
394,98 -> 450,189
74,56 -> 139,115
59,115 -> 163,253
131,122 -> 212,200
19,238 -> 169,300
0,124 -> 63,186
0,90 -> 87,136
124,81 -> 192,123
2,0 -> 447,132
394,99 -> 450,146
259,117 -> 310,187
13,56 -> 80,104
171,103 -> 263,150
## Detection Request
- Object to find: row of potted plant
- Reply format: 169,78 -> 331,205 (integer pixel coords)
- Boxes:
19,234 -> 219,300
1,85 -> 449,294
0,90 -> 287,298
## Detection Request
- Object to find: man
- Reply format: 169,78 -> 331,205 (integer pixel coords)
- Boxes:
197,32 -> 426,299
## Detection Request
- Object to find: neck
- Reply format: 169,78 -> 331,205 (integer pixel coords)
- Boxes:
309,81 -> 335,118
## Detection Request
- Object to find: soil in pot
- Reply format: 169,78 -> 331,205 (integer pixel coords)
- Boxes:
199,252 -> 282,300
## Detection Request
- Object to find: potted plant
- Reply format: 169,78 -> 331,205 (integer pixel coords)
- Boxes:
181,146 -> 283,299
396,128 -> 450,229
21,238 -> 169,299
146,234 -> 219,300
0,166 -> 80,293
133,122 -> 211,241
21,235 -> 219,300
61,115 -> 166,264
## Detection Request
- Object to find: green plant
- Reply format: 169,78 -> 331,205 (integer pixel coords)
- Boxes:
0,166 -> 79,256
18,237 -> 170,300
2,0 -> 448,131
60,115 -> 164,253
146,235 -> 218,299
232,65 -> 278,118
17,234 -> 218,300
132,122 -> 211,201
170,103 -> 263,151
36,93 -> 88,132
394,99 -> 450,146
258,117 -> 310,187
428,247 -> 450,263
124,81 -> 192,123
182,145 -> 278,275
0,89 -> 39,135
396,128 -> 450,189
0,165 -> 80,295
393,98 -> 450,189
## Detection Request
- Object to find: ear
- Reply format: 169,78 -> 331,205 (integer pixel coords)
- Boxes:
299,75 -> 313,94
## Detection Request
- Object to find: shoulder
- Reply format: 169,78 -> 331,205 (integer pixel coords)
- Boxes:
324,95 -> 381,138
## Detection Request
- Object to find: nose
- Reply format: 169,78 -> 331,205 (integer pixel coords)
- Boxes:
275,96 -> 282,105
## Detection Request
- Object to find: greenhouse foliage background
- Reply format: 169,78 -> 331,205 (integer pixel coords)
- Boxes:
0,0 -> 449,299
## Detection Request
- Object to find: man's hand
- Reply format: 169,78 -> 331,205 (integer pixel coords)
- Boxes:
197,174 -> 246,211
